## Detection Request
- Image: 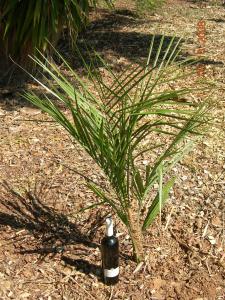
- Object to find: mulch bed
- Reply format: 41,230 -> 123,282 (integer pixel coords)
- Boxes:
0,0 -> 224,299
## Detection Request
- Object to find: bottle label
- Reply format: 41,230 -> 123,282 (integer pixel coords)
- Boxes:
104,267 -> 119,278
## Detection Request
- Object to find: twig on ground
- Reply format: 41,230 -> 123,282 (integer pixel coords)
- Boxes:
164,206 -> 175,231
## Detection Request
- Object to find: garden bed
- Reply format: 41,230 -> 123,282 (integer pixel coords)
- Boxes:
0,1 -> 224,299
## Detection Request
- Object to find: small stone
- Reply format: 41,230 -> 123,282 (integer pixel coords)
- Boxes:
214,200 -> 220,208
7,291 -> 13,298
199,211 -> 204,217
208,236 -> 216,245
125,234 -> 130,240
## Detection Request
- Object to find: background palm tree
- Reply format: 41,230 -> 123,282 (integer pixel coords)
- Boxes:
0,0 -> 112,82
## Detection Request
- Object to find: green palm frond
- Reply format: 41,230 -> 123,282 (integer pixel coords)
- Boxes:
0,0 -> 113,60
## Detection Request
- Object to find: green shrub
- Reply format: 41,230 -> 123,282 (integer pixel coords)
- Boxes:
24,36 -> 213,262
0,0 -> 112,65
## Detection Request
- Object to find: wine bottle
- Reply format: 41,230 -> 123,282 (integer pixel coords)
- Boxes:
101,217 -> 119,285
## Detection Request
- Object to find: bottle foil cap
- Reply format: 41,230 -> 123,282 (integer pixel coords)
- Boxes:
106,217 -> 113,237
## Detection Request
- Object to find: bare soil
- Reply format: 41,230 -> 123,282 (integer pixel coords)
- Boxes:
0,1 -> 224,299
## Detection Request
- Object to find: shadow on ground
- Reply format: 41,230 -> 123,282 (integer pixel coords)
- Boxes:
207,18 -> 225,23
1,8 -> 223,106
0,8 -> 181,110
58,9 -> 184,69
0,182 -> 103,279
0,181 -> 132,281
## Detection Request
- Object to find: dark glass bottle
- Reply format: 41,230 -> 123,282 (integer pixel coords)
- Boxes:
101,217 -> 119,285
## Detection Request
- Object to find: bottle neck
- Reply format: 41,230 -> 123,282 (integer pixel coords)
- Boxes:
106,217 -> 113,237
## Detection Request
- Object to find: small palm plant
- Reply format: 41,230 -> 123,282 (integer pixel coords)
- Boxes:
24,36 -> 212,262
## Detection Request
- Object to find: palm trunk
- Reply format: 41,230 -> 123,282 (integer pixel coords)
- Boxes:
127,206 -> 144,263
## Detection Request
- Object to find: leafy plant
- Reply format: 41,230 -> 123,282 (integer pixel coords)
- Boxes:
24,36 -> 212,262
0,0 -> 113,65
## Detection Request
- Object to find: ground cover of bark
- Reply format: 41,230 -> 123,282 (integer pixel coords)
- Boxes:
0,1 -> 224,299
